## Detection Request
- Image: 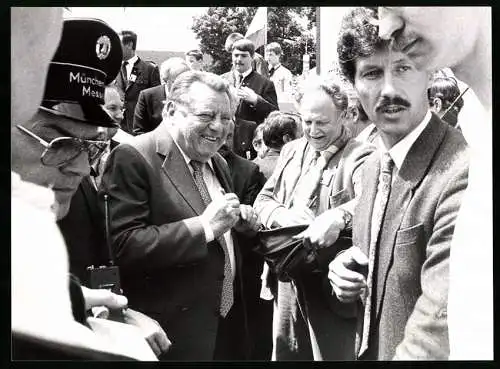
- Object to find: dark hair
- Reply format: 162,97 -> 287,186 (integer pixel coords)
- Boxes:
185,49 -> 203,61
231,39 -> 255,57
428,77 -> 464,111
337,7 -> 388,84
262,111 -> 300,151
119,30 -> 137,50
225,32 -> 244,51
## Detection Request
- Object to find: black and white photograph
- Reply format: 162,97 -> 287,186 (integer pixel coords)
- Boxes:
11,6 -> 492,361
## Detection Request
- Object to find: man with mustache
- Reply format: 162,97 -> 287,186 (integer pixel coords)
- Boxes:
222,38 -> 278,159
375,8 -> 492,359
328,7 -> 469,360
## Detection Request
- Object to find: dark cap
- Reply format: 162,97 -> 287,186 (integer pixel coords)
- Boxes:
41,18 -> 122,128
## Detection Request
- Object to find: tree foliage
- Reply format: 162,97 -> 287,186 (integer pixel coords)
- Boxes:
192,7 -> 316,75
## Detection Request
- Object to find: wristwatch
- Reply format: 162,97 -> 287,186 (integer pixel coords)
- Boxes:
339,209 -> 353,230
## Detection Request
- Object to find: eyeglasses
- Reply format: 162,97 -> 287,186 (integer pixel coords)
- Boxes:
16,125 -> 109,168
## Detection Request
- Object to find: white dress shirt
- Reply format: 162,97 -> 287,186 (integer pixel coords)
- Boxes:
172,140 -> 236,277
124,55 -> 138,81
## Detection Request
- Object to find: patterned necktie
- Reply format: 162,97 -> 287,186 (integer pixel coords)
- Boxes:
358,152 -> 394,357
291,149 -> 335,212
190,160 -> 234,317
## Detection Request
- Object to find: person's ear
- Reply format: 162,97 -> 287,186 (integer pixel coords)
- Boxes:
165,101 -> 176,118
432,97 -> 443,113
283,134 -> 292,144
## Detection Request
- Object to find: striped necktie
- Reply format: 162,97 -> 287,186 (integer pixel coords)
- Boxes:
190,160 -> 234,317
358,152 -> 394,357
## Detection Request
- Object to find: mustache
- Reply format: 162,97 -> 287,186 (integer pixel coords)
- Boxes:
375,96 -> 411,112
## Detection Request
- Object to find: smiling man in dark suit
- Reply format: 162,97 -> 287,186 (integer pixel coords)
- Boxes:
328,7 -> 469,360
133,57 -> 190,135
222,39 -> 278,159
115,30 -> 161,135
101,71 -> 261,360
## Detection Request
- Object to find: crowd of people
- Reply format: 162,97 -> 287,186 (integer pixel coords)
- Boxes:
11,6 -> 491,361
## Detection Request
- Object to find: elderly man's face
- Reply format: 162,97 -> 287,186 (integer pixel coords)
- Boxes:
169,81 -> 232,163
299,89 -> 344,151
354,48 -> 430,148
102,88 -> 124,123
377,7 -> 482,72
12,112 -> 113,219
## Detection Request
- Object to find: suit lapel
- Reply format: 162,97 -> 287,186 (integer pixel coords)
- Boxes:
156,126 -> 205,215
212,153 -> 233,193
374,114 -> 448,319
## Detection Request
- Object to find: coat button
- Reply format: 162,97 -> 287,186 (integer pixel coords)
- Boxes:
179,305 -> 190,312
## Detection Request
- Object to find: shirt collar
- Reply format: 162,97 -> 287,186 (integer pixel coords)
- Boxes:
125,54 -> 138,66
380,110 -> 432,169
270,63 -> 281,70
171,135 -> 214,171
235,68 -> 252,80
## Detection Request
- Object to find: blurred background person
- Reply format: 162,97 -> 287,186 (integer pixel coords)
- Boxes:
428,76 -> 464,129
265,42 -> 294,111
254,111 -> 301,180
185,49 -> 204,71
114,30 -> 161,135
133,57 -> 190,135
225,32 -> 269,78
252,124 -> 268,160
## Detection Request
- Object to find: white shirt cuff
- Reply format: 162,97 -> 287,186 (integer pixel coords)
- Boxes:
199,216 -> 214,243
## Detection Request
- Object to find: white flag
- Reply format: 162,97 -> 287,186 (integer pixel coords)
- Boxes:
245,7 -> 267,49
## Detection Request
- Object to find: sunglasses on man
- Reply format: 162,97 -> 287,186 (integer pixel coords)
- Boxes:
16,125 -> 109,168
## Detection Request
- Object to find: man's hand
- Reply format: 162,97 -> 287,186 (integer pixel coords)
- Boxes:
293,208 -> 345,249
202,193 -> 241,238
237,87 -> 258,105
328,246 -> 368,303
81,285 -> 128,311
234,204 -> 261,234
123,309 -> 172,357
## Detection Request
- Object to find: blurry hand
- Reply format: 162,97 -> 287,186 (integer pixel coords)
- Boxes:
201,193 -> 241,238
123,309 -> 172,357
234,204 -> 261,234
237,87 -> 258,105
81,285 -> 128,311
328,246 -> 368,303
293,208 -> 345,249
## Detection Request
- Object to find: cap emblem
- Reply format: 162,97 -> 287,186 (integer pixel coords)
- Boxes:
96,35 -> 111,60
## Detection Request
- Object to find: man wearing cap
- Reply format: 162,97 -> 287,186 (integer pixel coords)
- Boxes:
133,57 -> 190,135
11,14 -> 166,360
101,70 -> 261,360
114,30 -> 161,135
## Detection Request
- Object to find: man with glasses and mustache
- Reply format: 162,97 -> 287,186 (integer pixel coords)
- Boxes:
101,70 -> 261,360
327,7 -> 469,360
375,8 -> 492,359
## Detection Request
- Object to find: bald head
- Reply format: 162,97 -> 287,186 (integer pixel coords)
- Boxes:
160,57 -> 191,90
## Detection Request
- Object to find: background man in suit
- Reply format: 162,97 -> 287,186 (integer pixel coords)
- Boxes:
254,76 -> 375,360
225,32 -> 269,78
101,71 -> 261,360
376,6 -> 492,360
265,42 -> 294,109
115,30 -> 161,135
428,76 -> 464,128
185,49 -> 204,71
133,57 -> 190,135
222,39 -> 278,159
329,7 -> 469,360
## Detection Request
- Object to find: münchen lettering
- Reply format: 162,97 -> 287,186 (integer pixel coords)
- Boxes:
69,72 -> 104,87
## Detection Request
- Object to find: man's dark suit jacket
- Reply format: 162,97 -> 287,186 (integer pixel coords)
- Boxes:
221,150 -> 272,359
222,70 -> 278,159
133,84 -> 166,135
57,176 -> 109,285
114,57 -> 161,135
100,123 -> 249,360
354,114 -> 469,360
